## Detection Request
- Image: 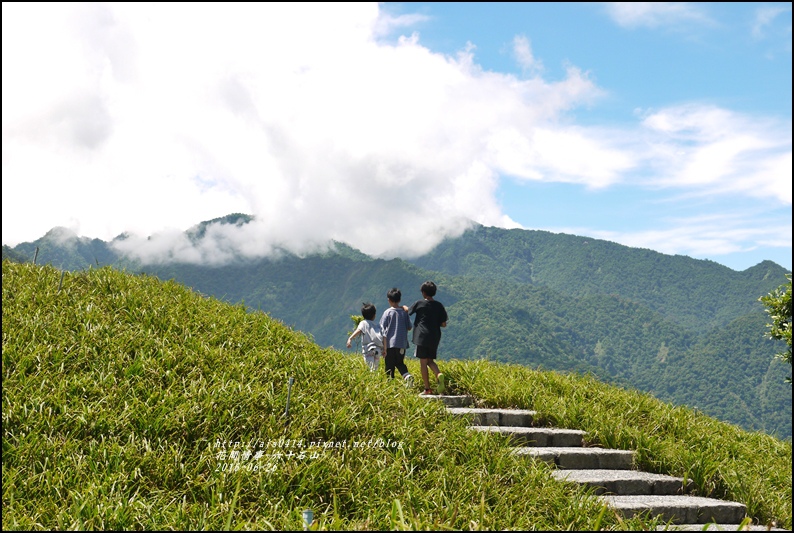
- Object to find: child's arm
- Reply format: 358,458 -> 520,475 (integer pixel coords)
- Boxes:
346,328 -> 362,348
402,304 -> 413,330
380,311 -> 393,350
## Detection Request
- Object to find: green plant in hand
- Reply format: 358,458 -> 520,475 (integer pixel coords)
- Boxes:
347,314 -> 364,353
760,273 -> 792,382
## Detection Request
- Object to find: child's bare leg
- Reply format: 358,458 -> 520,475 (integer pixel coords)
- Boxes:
420,359 -> 431,390
428,360 -> 440,378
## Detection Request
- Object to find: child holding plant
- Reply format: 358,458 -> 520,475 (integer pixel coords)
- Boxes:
347,302 -> 383,372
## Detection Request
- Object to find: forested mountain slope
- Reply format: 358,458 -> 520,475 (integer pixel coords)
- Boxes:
409,224 -> 787,331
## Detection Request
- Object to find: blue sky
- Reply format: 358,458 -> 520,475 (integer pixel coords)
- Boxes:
2,3 -> 791,270
387,2 -> 792,271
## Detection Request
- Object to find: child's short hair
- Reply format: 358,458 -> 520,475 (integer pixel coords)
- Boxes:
361,302 -> 376,320
420,281 -> 437,297
387,288 -> 401,303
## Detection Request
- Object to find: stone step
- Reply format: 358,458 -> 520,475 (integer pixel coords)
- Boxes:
513,446 -> 635,470
418,394 -> 474,407
656,524 -> 789,531
552,469 -> 691,495
446,407 -> 537,427
469,425 -> 585,447
600,495 -> 747,525
450,403 -> 770,529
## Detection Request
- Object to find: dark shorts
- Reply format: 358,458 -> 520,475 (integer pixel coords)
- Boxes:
415,344 -> 437,359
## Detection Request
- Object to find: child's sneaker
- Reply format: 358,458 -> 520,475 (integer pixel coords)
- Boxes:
437,373 -> 446,394
403,374 -> 414,387
420,389 -> 434,395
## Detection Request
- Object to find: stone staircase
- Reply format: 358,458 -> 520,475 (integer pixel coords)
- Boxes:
422,394 -> 788,531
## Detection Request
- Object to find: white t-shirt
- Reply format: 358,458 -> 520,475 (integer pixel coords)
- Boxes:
356,319 -> 383,355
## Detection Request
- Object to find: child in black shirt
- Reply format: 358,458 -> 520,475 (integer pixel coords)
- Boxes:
405,281 -> 448,395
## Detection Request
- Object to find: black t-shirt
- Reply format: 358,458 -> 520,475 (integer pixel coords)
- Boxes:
407,299 -> 448,348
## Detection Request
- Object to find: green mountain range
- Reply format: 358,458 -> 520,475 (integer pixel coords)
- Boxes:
4,215 -> 791,439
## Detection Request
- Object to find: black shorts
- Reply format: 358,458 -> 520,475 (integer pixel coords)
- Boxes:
415,344 -> 438,359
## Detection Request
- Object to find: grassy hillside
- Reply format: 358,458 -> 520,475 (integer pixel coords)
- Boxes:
3,261 -> 791,530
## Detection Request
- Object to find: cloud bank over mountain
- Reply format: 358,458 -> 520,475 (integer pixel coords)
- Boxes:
3,3 -> 790,266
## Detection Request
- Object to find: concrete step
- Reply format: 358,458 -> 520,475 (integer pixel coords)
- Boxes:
656,524 -> 789,531
513,446 -> 635,470
600,495 -> 747,525
451,403 -> 770,530
552,469 -> 691,495
469,425 -> 585,447
418,394 -> 474,407
446,407 -> 537,427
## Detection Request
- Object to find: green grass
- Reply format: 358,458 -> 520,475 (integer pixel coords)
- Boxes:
3,261 -> 791,530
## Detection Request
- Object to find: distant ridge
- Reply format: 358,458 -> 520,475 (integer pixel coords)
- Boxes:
186,213 -> 254,242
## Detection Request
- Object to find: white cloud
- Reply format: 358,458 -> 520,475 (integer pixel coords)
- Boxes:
603,2 -> 711,28
488,126 -> 634,188
752,4 -> 791,38
640,105 -> 792,205
513,35 -> 543,74
374,12 -> 430,37
562,211 -> 792,265
2,2 -> 606,263
2,3 -> 789,269
488,100 -> 790,202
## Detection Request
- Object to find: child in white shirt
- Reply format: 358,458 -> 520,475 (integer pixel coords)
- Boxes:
347,302 -> 384,371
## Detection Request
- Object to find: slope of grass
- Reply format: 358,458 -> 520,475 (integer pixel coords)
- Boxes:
2,261 -> 791,530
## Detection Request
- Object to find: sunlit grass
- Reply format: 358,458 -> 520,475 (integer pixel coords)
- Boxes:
2,261 -> 790,530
